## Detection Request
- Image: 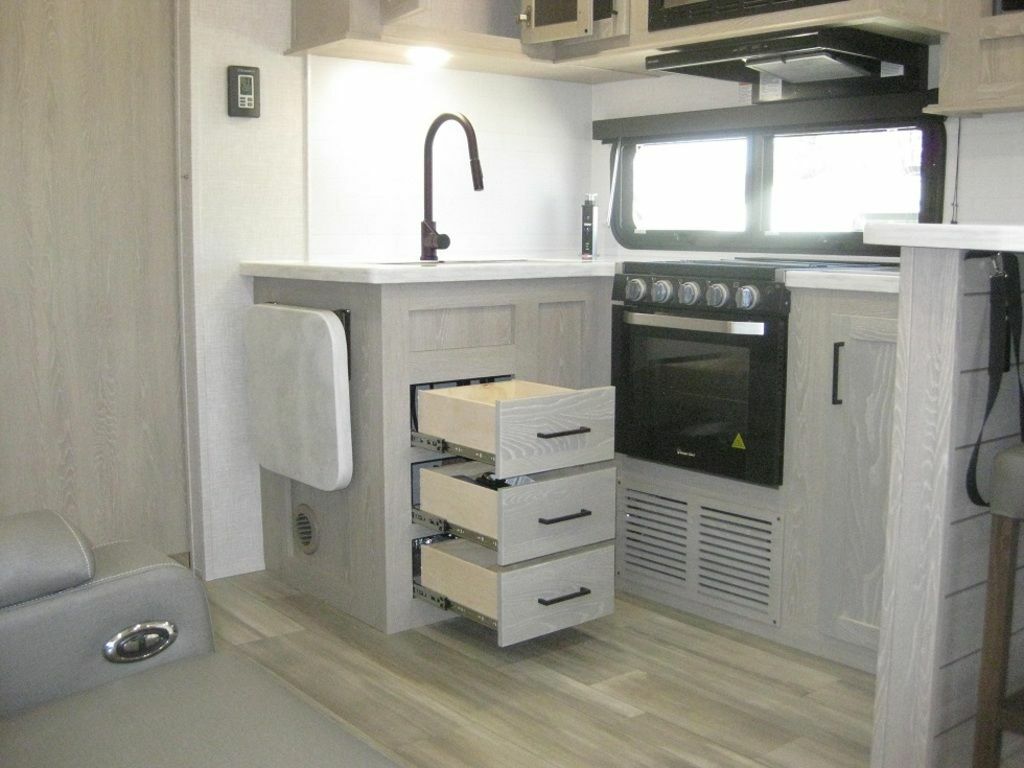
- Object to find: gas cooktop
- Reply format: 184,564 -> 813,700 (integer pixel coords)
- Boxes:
621,258 -> 862,281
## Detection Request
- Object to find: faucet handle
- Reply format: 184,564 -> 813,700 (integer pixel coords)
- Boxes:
421,220 -> 451,260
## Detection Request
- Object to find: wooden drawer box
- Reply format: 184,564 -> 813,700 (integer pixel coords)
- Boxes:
419,461 -> 615,565
419,539 -> 614,646
416,380 -> 614,478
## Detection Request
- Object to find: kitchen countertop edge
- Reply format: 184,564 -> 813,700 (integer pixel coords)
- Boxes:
783,269 -> 899,293
239,259 -> 617,284
864,223 -> 1024,252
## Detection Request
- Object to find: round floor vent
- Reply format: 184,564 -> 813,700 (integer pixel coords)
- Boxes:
292,504 -> 320,555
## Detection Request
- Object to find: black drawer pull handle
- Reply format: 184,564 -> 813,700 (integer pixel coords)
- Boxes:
536,426 -> 591,439
832,341 -> 845,405
538,509 -> 593,525
537,587 -> 592,607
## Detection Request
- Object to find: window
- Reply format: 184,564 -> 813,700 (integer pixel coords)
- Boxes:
768,128 -> 923,233
632,138 -> 748,232
603,94 -> 945,256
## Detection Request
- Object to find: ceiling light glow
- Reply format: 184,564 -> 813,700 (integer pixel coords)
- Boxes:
406,46 -> 451,68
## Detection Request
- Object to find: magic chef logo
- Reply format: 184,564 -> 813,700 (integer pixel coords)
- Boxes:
676,434 -> 746,457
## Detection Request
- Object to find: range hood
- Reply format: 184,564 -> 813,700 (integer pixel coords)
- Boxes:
646,27 -> 928,100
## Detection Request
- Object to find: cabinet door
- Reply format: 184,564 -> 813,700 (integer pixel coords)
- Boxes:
820,313 -> 898,651
520,0 -> 592,44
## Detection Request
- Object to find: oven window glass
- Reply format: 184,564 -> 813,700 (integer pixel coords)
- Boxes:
770,127 -> 923,233
633,138 -> 748,232
615,313 -> 788,487
635,336 -> 751,438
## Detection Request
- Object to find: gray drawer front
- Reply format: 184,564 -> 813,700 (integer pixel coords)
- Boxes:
498,542 -> 614,646
497,466 -> 615,564
420,463 -> 616,565
494,386 -> 614,477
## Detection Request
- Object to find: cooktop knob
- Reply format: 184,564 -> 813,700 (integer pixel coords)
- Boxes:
706,282 -> 730,308
625,277 -> 647,302
735,284 -> 761,310
652,279 -> 673,304
678,281 -> 702,306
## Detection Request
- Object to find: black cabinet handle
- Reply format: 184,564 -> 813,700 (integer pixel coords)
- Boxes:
536,426 -> 591,439
832,341 -> 845,405
538,509 -> 593,526
537,587 -> 592,607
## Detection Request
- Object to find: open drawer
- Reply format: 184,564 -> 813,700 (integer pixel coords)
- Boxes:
417,461 -> 615,565
417,539 -> 614,646
416,380 -> 614,478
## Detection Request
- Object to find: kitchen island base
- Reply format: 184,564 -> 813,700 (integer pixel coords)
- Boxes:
251,273 -> 613,642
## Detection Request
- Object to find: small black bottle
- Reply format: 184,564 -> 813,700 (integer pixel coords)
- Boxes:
581,193 -> 598,261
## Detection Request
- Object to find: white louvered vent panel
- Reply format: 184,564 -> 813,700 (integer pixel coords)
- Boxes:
695,505 -> 781,624
621,488 -> 688,590
617,478 -> 782,627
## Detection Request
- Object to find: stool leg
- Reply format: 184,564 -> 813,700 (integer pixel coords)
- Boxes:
974,515 -> 1020,768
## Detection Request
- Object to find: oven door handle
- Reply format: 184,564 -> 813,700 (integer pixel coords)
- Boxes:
623,311 -> 766,337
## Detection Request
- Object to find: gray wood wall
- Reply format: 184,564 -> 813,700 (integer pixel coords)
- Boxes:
0,0 -> 189,554
932,258 -> 1024,765
873,250 -> 1024,767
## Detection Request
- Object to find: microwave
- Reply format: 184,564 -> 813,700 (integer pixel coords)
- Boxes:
648,0 -> 848,32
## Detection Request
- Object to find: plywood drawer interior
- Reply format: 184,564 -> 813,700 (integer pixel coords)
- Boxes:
416,379 -> 615,478
419,539 -> 615,646
418,461 -> 616,565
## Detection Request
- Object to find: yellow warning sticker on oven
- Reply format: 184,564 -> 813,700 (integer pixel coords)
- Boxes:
731,434 -> 746,450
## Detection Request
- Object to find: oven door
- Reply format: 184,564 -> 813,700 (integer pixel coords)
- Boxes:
613,306 -> 787,487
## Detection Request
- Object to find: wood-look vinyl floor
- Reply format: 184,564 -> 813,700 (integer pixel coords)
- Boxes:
207,571 -> 879,768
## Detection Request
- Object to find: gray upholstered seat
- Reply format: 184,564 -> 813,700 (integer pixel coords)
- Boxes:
0,515 -> 213,716
991,444 -> 1024,520
0,511 -> 399,767
0,651 -> 399,768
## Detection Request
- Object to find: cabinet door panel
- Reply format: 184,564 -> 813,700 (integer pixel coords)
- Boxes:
821,313 -> 898,651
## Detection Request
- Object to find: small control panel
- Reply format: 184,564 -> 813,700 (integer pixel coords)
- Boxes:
616,274 -> 790,316
227,65 -> 260,118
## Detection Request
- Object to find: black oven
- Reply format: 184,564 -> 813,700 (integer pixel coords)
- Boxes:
648,0 -> 847,31
612,261 -> 791,487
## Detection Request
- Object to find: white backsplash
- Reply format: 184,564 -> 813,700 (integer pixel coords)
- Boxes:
945,112 -> 1024,225
307,58 -> 593,261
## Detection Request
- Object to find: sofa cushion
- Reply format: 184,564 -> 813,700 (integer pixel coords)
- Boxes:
0,541 -> 214,716
0,510 -> 94,608
0,651 -> 400,768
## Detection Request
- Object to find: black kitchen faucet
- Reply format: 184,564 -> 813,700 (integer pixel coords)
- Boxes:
420,112 -> 484,261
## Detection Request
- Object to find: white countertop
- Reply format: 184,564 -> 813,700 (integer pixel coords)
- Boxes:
239,258 -> 616,284
783,266 -> 899,294
864,223 -> 1024,252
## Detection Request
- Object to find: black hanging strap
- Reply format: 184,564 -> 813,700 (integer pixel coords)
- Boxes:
965,251 -> 1024,506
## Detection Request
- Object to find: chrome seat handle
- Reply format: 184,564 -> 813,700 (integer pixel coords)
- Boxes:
103,620 -> 178,663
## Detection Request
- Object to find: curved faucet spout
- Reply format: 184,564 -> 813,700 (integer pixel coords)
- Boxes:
421,112 -> 485,261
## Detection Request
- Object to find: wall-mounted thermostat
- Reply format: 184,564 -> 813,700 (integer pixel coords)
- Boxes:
227,65 -> 260,118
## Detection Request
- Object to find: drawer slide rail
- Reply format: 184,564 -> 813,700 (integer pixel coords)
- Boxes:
411,431 -> 495,465
411,506 -> 498,551
412,582 -> 498,631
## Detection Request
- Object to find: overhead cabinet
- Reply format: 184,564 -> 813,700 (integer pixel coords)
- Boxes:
930,0 -> 1024,115
288,0 -> 947,83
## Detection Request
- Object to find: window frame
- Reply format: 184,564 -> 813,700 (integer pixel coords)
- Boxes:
603,96 -> 946,257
